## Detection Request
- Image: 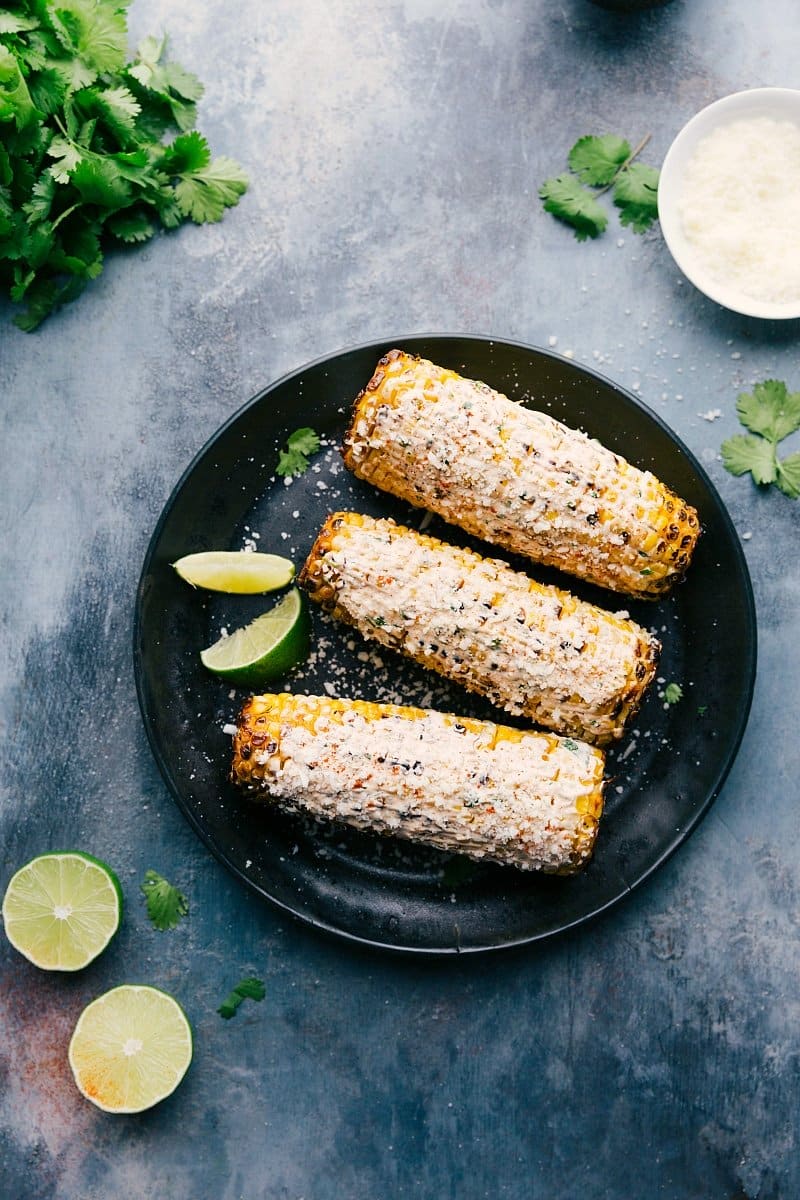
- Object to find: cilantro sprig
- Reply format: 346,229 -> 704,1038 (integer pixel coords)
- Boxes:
721,380 -> 800,499
0,3 -> 247,330
218,976 -> 266,1019
540,134 -> 659,241
276,427 -> 321,477
140,869 -> 189,932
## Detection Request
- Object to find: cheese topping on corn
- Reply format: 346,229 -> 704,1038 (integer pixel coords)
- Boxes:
300,513 -> 660,745
343,350 -> 700,597
232,693 -> 605,873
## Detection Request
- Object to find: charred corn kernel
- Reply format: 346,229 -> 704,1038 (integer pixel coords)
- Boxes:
231,693 -> 606,874
342,349 -> 701,598
298,512 -> 660,746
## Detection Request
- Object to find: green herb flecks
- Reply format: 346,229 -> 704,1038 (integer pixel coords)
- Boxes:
721,380 -> 800,499
540,133 -> 659,241
664,682 -> 683,706
275,427 -> 321,477
0,4 -> 248,330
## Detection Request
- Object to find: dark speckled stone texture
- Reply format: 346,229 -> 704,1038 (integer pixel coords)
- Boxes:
1,1 -> 798,1197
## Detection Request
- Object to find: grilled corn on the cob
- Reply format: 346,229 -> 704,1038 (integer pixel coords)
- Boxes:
231,693 -> 605,873
342,349 -> 700,598
299,512 -> 660,745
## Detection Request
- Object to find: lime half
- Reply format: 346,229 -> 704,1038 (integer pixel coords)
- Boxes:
200,587 -> 310,685
2,851 -> 122,971
69,984 -> 193,1113
173,550 -> 294,594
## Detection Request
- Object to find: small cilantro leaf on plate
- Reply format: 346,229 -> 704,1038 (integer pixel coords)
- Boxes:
218,977 -> 266,1019
664,682 -> 683,705
276,427 -> 321,477
140,869 -> 189,931
568,134 -> 630,186
539,173 -> 608,241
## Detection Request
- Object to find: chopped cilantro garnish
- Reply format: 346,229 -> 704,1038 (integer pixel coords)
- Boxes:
140,869 -> 188,931
664,682 -> 683,706
275,427 -> 320,477
218,976 -> 266,1020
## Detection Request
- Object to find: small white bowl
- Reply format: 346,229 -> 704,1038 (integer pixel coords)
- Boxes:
658,87 -> 800,319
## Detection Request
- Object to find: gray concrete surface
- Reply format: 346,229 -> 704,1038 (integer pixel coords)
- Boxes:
2,1 -> 799,1197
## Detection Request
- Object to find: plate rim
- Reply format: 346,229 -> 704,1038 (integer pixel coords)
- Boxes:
133,331 -> 758,955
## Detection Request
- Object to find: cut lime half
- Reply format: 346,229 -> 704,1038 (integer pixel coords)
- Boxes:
173,550 -> 294,594
200,587 -> 311,685
2,851 -> 122,971
69,984 -> 193,1114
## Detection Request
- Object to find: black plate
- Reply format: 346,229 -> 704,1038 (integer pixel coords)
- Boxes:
134,335 -> 756,954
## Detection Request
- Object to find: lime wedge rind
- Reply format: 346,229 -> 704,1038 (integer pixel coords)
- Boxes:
200,587 -> 310,685
173,551 -> 294,594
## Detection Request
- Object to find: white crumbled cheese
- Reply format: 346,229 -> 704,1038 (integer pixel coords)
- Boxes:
678,116 -> 800,304
222,723 -> 238,736
698,408 -> 722,421
344,353 -> 698,597
305,514 -> 659,744
238,697 -> 604,872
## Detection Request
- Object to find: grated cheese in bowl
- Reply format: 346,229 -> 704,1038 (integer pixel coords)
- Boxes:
658,88 -> 800,319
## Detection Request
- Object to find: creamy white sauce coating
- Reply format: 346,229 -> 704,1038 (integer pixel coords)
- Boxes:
345,357 -> 692,593
252,706 -> 601,871
312,516 -> 657,742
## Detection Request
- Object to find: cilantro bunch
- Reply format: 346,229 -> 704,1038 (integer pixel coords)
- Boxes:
540,134 -> 659,241
721,380 -> 800,499
0,0 -> 248,330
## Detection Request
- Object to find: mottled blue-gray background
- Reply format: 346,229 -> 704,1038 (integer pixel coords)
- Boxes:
2,1 -> 799,1197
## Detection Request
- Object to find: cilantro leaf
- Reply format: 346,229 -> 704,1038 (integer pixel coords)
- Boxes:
276,427 -> 321,477
736,381 -> 800,444
721,434 -> 777,486
46,134 -> 82,182
568,134 -> 630,186
47,0 -> 128,74
70,157 -> 132,206
159,129 -> 210,175
776,452 -> 800,500
539,173 -> 607,241
174,155 -> 248,223
106,208 -> 154,242
613,162 -> 659,233
664,682 -> 683,705
0,44 -> 41,129
140,869 -> 189,931
723,378 -> 800,499
218,977 -> 266,1019
0,4 -> 248,328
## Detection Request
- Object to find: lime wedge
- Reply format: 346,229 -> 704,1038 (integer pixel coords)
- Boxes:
2,851 -> 122,971
200,587 -> 310,685
173,551 -> 294,594
69,984 -> 193,1113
